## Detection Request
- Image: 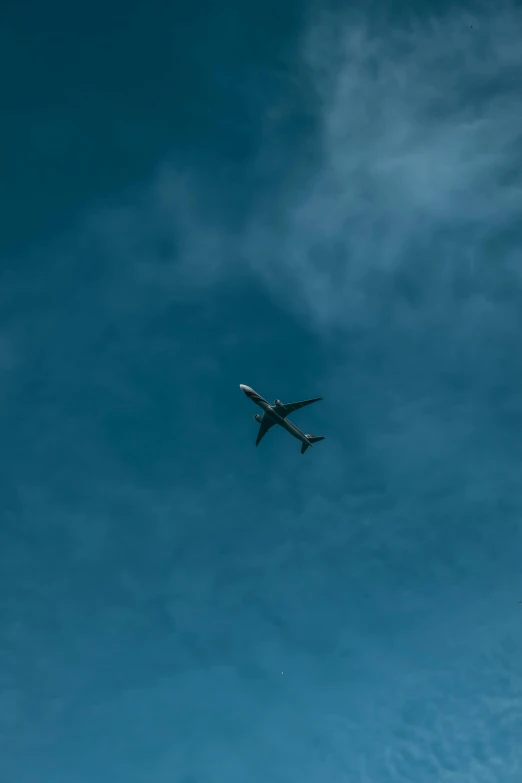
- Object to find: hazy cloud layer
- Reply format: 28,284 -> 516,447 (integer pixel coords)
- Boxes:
242,2 -> 522,331
76,2 -> 522,335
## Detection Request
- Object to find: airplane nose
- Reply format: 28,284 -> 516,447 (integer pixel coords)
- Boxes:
240,384 -> 253,395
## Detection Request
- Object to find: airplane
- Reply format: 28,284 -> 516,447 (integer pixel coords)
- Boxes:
240,384 -> 324,454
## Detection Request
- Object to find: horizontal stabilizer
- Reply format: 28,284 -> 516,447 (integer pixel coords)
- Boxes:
301,434 -> 325,454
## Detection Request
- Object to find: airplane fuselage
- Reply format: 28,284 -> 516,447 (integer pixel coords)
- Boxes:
240,385 -> 310,446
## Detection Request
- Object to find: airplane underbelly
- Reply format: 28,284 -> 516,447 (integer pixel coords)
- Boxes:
282,419 -> 305,441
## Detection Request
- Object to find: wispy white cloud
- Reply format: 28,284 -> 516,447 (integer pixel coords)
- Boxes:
24,4 -> 520,340
239,2 -> 522,331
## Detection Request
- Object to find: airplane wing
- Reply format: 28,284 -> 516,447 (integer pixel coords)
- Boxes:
256,415 -> 276,446
278,397 -> 322,417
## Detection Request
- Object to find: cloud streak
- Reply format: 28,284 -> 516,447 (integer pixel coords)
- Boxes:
237,2 -> 522,333
20,4 -> 520,340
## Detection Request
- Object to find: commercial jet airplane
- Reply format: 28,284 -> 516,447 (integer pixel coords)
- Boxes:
240,384 -> 324,454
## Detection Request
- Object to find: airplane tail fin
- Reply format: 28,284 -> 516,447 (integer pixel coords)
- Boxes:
301,435 -> 325,454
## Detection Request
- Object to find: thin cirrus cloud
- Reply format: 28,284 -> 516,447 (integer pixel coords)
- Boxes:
52,5 -> 522,337
240,2 -> 522,333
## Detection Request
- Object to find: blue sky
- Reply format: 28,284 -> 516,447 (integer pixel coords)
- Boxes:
1,1 -> 522,781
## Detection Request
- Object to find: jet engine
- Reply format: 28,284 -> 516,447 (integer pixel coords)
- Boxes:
274,399 -> 284,407
253,414 -> 262,422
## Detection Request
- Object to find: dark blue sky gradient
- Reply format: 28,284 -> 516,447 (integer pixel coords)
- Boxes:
1,2 -> 522,781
